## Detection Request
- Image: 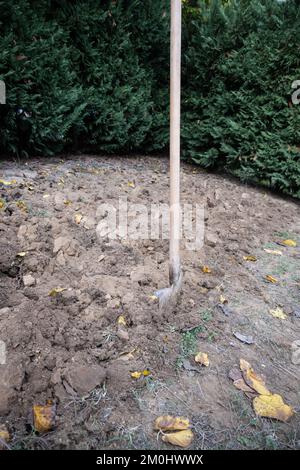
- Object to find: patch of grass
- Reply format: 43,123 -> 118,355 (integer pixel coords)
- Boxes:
199,309 -> 213,322
180,326 -> 203,357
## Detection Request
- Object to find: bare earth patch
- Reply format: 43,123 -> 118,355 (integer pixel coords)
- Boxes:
0,155 -> 299,450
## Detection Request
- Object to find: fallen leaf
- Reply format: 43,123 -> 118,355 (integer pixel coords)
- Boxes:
263,248 -> 282,256
253,394 -> 294,422
43,194 -> 50,199
127,182 -> 135,188
117,315 -> 127,327
233,332 -> 254,345
240,359 -> 271,396
162,429 -> 194,448
130,371 -> 142,379
16,200 -> 28,212
195,352 -> 209,367
0,179 -> 15,186
64,200 -> 72,206
228,368 -> 257,397
202,266 -> 212,274
154,415 -> 190,431
282,239 -> 297,247
74,213 -> 82,224
130,369 -> 150,379
0,199 -> 5,209
265,275 -> 278,284
17,251 -> 27,257
33,403 -> 56,433
0,425 -> 10,443
219,294 -> 228,304
48,287 -> 67,297
269,307 -> 287,320
243,256 -> 257,262
148,295 -> 158,302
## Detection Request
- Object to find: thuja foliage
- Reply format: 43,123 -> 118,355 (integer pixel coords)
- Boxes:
0,0 -> 299,197
181,0 -> 300,197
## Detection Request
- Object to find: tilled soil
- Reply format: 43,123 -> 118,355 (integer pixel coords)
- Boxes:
0,155 -> 299,450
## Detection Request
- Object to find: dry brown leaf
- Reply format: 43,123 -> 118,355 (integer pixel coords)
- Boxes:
265,275 -> 278,284
269,307 -> 287,320
240,359 -> 271,396
253,394 -> 294,422
195,352 -> 209,367
202,266 -> 212,274
33,403 -> 56,433
161,429 -> 194,448
243,255 -> 257,262
154,415 -> 190,431
228,368 -> 257,396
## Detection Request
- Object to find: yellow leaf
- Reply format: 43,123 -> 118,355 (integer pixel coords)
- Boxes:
253,394 -> 294,422
74,213 -> 83,224
265,275 -> 278,284
16,200 -> 28,212
148,295 -> 158,302
33,403 -> 56,433
219,294 -> 228,304
130,371 -> 142,379
17,251 -> 27,257
161,429 -> 194,448
0,199 -> 5,209
48,287 -> 67,297
64,200 -> 72,206
0,179 -> 14,186
142,369 -> 151,377
202,266 -> 212,274
240,359 -> 271,396
0,426 -> 10,443
195,352 -> 210,367
282,239 -> 297,247
269,307 -> 287,320
128,182 -> 135,188
263,249 -> 282,256
154,415 -> 190,431
243,255 -> 257,262
117,315 -> 127,327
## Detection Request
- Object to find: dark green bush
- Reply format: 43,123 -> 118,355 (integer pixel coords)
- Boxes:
0,0 -> 299,197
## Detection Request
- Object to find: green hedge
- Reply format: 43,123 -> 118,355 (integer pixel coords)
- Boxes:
0,0 -> 299,197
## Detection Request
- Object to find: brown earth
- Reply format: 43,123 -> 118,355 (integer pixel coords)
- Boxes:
0,154 -> 299,450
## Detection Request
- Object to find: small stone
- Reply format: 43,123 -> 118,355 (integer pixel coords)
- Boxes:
106,298 -> 120,309
82,216 -> 96,230
64,365 -> 106,396
0,308 -> 10,315
117,328 -> 129,341
206,232 -> 218,247
23,274 -> 36,287
291,340 -> 300,365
